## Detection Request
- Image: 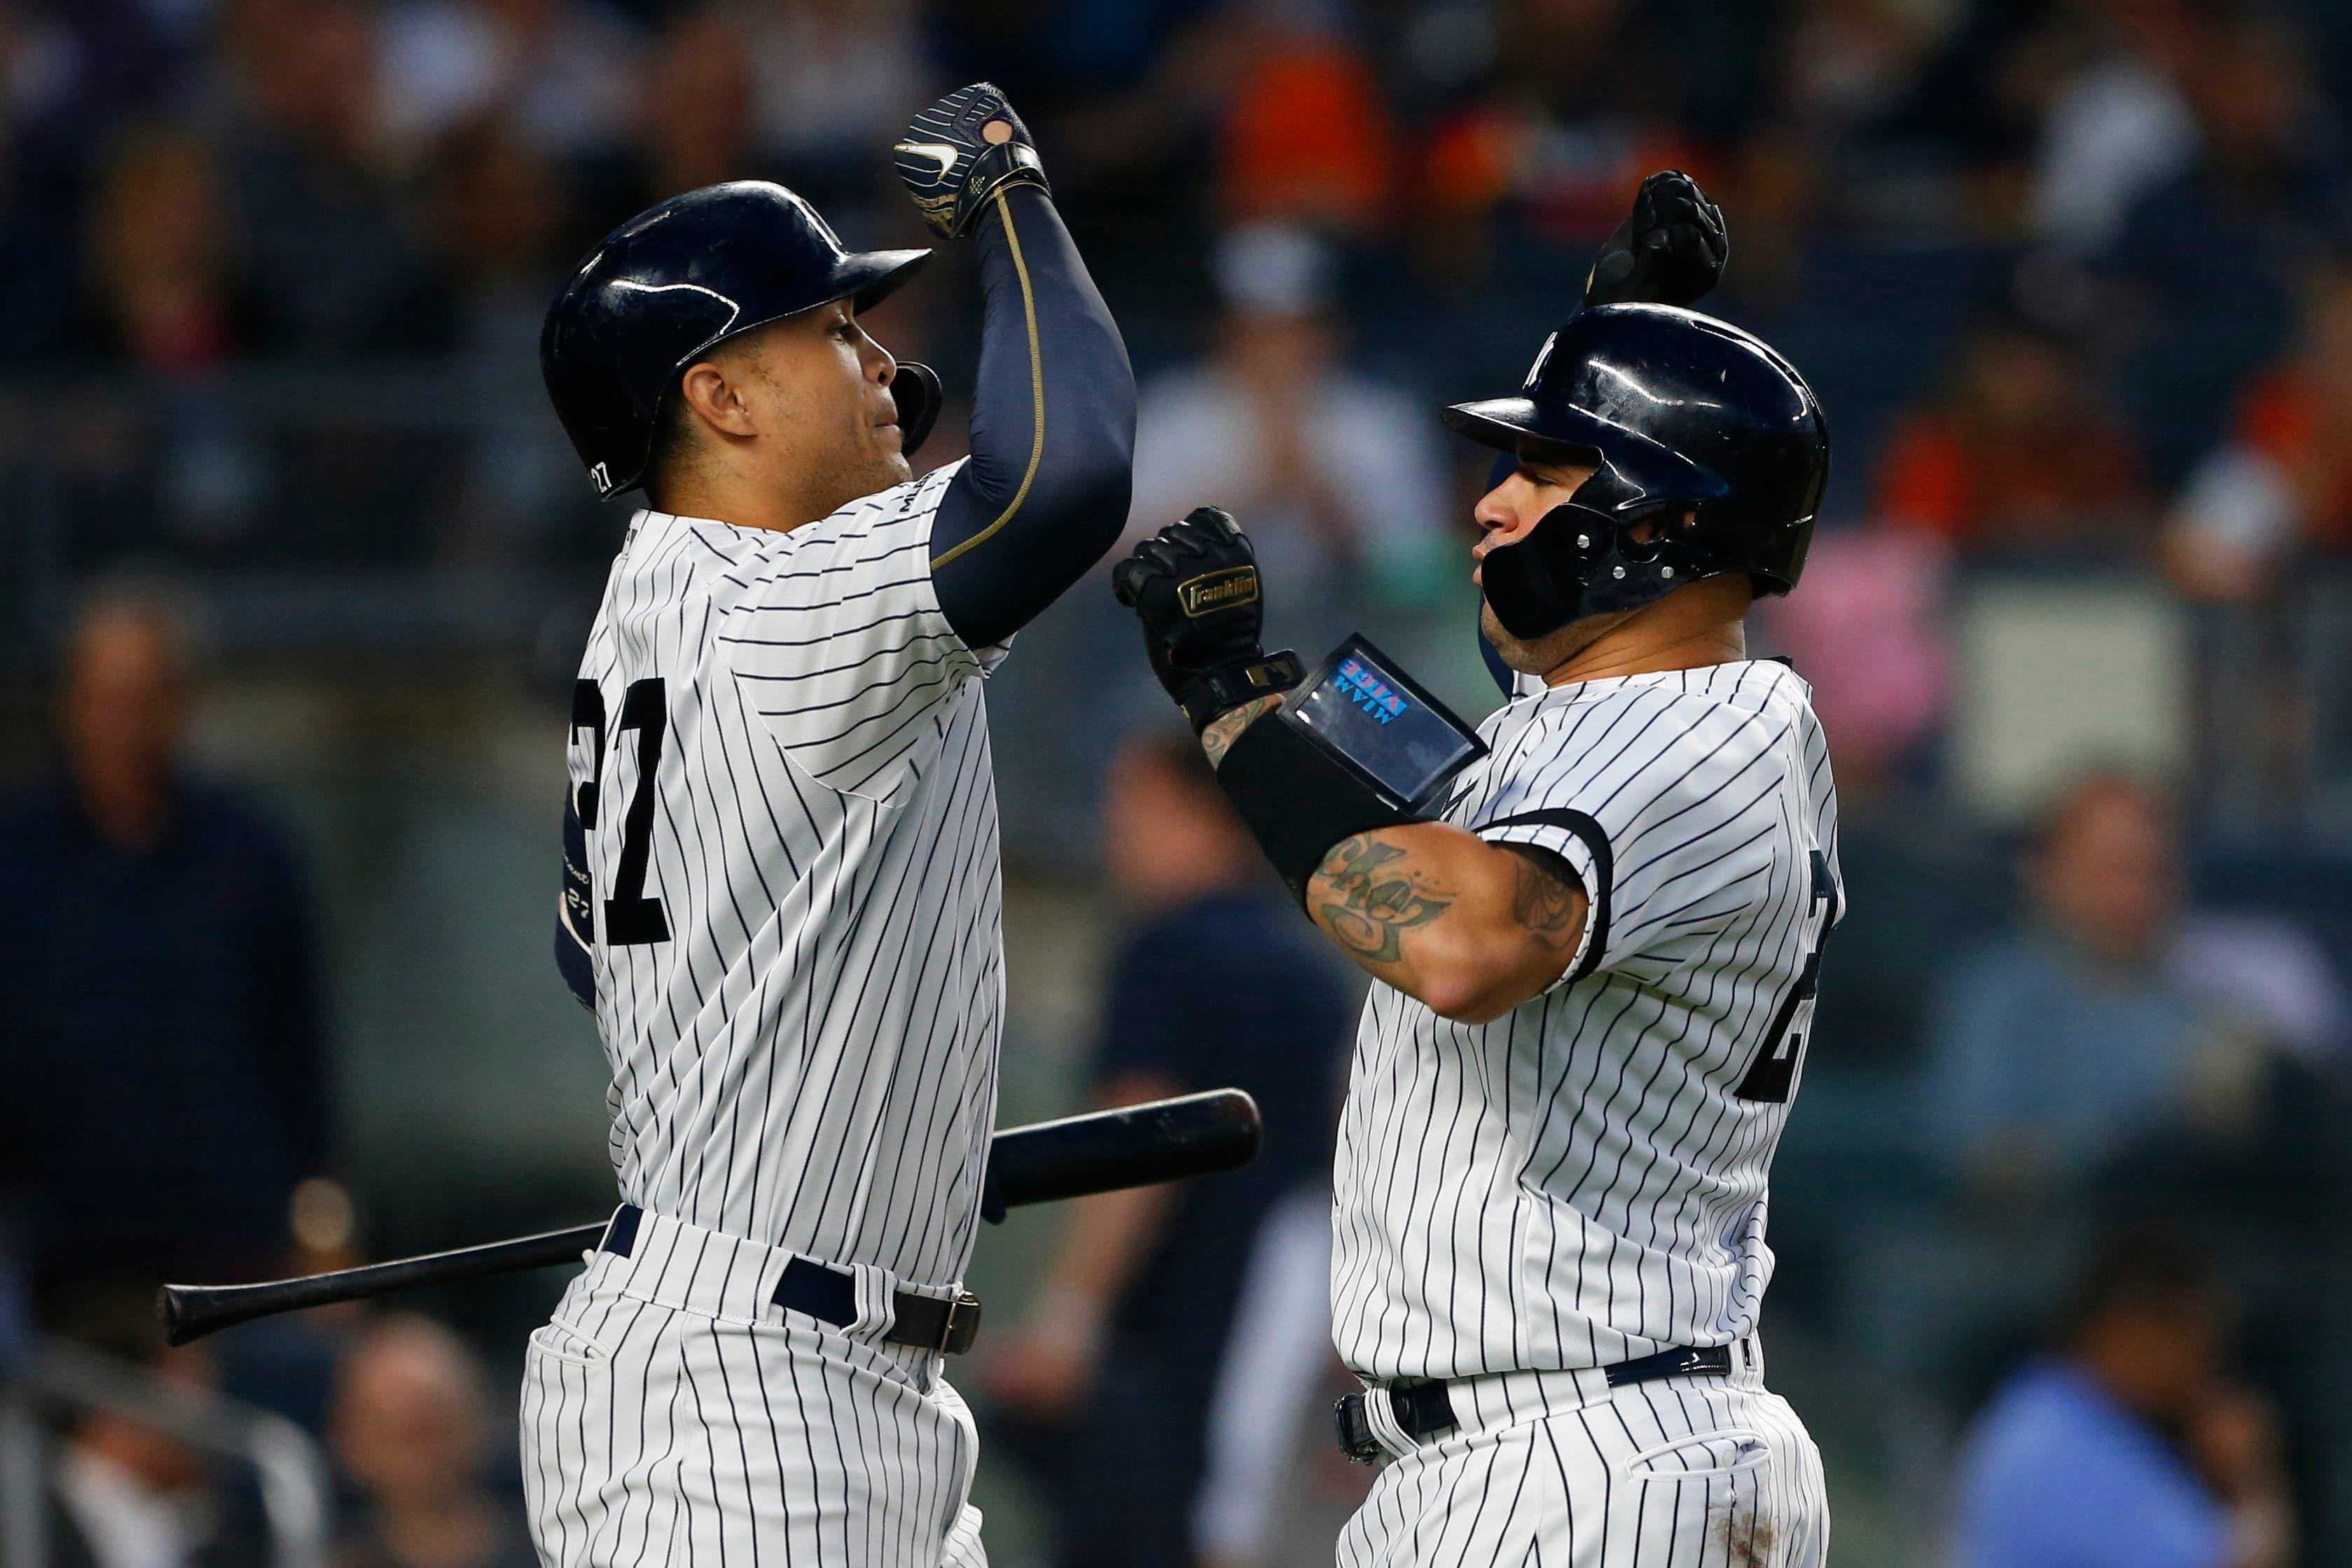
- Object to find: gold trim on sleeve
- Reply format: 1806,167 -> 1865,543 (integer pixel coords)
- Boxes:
931,188 -> 1046,571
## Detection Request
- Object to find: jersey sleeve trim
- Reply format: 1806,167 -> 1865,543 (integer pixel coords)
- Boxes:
929,188 -> 1044,572
1477,806 -> 1612,987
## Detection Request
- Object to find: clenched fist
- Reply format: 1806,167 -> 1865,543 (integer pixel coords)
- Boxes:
1585,170 -> 1729,310
1112,506 -> 1303,733
894,82 -> 1050,239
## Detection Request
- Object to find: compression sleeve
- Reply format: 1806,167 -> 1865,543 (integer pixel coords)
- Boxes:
931,185 -> 1136,649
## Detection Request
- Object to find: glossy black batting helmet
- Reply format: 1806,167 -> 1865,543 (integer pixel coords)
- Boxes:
541,181 -> 940,499
1444,303 -> 1829,641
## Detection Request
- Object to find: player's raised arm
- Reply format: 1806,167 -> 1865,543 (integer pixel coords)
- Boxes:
1480,169 -> 1731,698
897,84 -> 1137,650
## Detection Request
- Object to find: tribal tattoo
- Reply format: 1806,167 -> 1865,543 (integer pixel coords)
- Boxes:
1200,693 -> 1283,769
1505,846 -> 1584,952
1311,834 -> 1452,965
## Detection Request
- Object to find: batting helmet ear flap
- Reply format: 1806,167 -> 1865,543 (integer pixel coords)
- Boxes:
891,361 -> 943,459
1483,501 -> 1601,641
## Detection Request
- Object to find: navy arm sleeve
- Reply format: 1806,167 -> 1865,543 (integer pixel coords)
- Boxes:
930,186 -> 1136,649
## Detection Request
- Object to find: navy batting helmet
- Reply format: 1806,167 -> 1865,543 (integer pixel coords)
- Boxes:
541,181 -> 939,499
1444,303 -> 1829,641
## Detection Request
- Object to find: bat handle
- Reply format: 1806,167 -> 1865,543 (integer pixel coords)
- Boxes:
160,1223 -> 607,1347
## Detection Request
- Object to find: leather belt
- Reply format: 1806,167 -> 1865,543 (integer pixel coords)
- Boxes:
600,1205 -> 982,1355
1334,1343 -> 1736,1464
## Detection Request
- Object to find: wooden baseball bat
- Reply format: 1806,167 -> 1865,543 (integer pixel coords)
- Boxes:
159,1088 -> 1259,1347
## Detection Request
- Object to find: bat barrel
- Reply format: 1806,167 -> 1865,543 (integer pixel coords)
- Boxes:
987,1088 -> 1261,1212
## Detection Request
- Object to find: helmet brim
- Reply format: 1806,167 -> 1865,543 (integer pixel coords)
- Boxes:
1441,396 -> 1733,511
600,247 -> 933,499
692,247 -> 933,369
838,247 -> 933,312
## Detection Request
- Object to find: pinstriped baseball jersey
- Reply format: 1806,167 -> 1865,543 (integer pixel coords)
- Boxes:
1331,659 -> 1842,1380
559,457 -> 1006,1293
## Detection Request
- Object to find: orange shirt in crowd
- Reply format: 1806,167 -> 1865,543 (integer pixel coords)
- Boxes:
2231,370 -> 2352,551
1873,412 -> 2146,553
1221,40 -> 1395,230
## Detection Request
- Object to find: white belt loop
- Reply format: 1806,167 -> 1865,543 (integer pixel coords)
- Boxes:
847,1261 -> 899,1341
1360,1382 -> 1419,1461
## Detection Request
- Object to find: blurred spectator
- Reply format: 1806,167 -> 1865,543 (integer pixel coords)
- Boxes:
1873,317 -> 2151,559
46,1289 -> 269,1568
1127,223 -> 1448,655
214,0 -> 448,356
1218,18 -> 1394,232
0,8 -> 109,363
375,0 -> 637,165
83,123 -> 256,370
1754,526 -> 1950,800
986,733 -> 1354,1568
331,1315 -> 535,1568
1924,772 -> 2343,1203
0,583 -> 331,1302
416,114 -> 569,356
2095,8 -> 2352,471
738,0 -> 927,218
2024,0 -> 2203,257
1409,0 -> 1708,281
922,0 -> 1243,173
1951,1228 -> 2293,1568
578,4 -> 771,227
2166,258 -> 2352,602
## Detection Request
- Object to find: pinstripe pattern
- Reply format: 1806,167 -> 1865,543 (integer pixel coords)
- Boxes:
1333,661 -> 1841,1383
1336,1350 -> 1828,1567
537,458 -> 1004,1566
567,458 -> 1004,1293
522,1213 -> 987,1567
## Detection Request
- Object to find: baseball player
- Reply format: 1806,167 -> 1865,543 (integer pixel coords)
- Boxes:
525,84 -> 1133,1567
1113,182 -> 1838,1564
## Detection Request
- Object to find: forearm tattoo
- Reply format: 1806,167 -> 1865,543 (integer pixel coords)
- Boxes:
1311,834 -> 1451,965
1505,846 -> 1583,952
1200,693 -> 1284,770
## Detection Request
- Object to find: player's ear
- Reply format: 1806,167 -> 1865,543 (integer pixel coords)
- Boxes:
676,360 -> 759,439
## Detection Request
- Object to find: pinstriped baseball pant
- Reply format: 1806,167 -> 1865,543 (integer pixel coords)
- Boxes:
1337,1343 -> 1827,1567
520,1209 -> 985,1567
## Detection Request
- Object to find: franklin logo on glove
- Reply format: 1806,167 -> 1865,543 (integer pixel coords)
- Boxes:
1178,567 -> 1259,616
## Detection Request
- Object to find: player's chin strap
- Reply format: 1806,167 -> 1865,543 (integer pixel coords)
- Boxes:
1211,637 -> 1489,907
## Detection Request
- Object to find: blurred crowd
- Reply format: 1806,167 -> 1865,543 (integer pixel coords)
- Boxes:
6,0 -> 2352,1566
1,0 -> 2351,616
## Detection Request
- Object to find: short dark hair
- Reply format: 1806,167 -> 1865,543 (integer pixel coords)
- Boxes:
2059,1226 -> 2227,1340
642,385 -> 700,507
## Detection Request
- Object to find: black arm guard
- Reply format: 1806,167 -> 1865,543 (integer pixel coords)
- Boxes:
1217,713 -> 1418,904
1212,637 -> 1488,905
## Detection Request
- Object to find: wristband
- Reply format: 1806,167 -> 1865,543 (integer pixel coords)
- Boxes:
1176,651 -> 1305,733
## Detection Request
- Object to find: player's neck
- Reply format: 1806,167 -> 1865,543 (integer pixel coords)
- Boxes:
649,470 -> 835,535
1542,576 -> 1751,687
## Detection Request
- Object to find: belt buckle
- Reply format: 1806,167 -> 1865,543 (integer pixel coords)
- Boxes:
1332,1394 -> 1382,1465
935,1290 -> 983,1355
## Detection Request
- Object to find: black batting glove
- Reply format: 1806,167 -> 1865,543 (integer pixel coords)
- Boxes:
1112,506 -> 1304,733
894,83 -> 1051,240
1584,170 -> 1729,310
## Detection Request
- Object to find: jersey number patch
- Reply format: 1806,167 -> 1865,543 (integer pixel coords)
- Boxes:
1732,849 -> 1837,1104
570,677 -> 673,946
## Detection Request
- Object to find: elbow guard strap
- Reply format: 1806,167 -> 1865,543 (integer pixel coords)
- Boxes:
1212,636 -> 1488,906
1217,715 -> 1419,904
